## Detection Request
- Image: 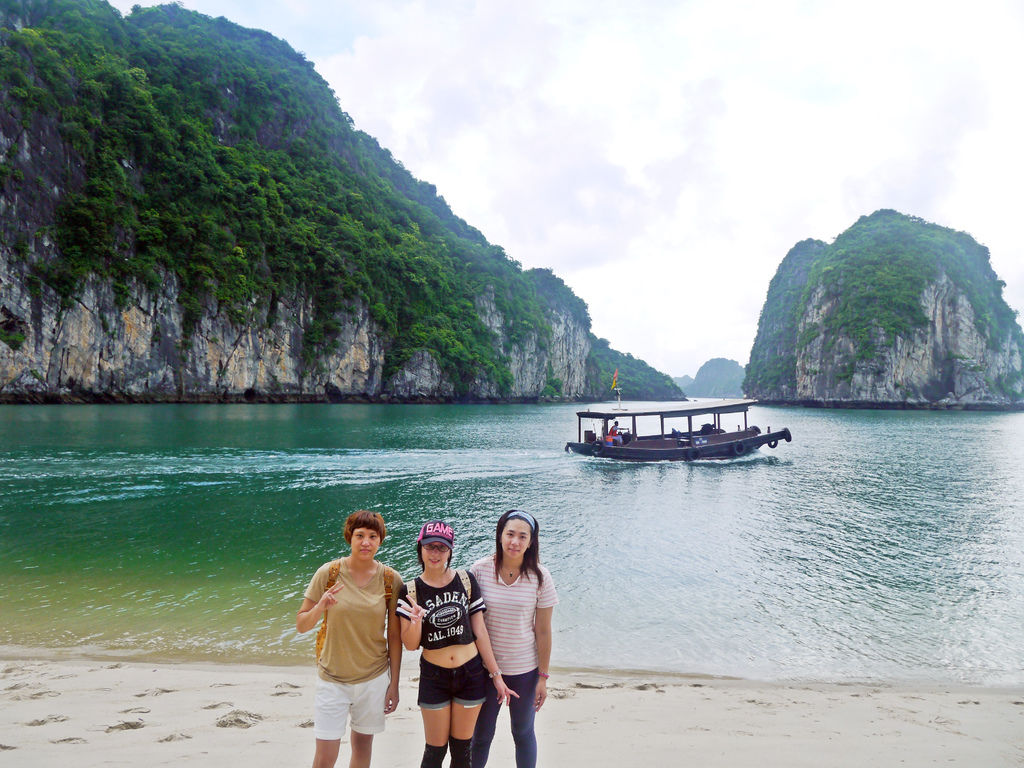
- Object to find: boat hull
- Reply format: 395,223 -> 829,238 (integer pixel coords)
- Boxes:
565,428 -> 792,462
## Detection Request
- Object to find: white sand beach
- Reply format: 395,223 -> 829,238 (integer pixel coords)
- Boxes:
1,649 -> 1021,767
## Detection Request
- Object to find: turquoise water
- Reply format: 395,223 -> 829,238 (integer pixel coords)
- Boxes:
2,402 -> 1022,684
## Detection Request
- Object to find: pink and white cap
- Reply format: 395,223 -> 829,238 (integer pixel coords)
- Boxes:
417,520 -> 454,548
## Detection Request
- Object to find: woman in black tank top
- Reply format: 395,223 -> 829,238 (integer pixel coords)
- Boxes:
396,520 -> 514,768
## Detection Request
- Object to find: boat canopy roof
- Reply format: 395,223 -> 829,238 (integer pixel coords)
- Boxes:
576,399 -> 756,420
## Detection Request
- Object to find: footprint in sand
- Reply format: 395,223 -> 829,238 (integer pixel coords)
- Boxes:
273,682 -> 302,696
52,737 -> 87,744
26,690 -> 61,700
298,720 -> 314,729
158,733 -> 193,742
0,744 -> 17,751
26,715 -> 69,726
216,710 -> 263,729
202,702 -> 233,710
5,683 -> 30,691
134,688 -> 176,698
120,707 -> 150,714
105,720 -> 145,733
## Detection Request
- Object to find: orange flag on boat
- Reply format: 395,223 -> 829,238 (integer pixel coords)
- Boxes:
610,368 -> 618,389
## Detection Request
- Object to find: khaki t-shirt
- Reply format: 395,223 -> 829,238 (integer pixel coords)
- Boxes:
305,559 -> 403,684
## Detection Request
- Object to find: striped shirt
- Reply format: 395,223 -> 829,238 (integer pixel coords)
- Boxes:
470,556 -> 559,675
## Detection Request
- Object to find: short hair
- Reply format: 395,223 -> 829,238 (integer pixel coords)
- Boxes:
344,510 -> 387,544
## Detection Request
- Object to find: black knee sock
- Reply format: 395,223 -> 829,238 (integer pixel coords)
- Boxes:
421,742 -> 448,768
449,736 -> 472,768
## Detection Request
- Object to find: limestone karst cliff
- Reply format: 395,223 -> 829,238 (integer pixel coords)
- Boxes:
745,211 -> 1024,408
0,1 -> 678,402
0,247 -> 591,402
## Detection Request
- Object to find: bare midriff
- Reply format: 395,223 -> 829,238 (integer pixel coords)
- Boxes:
422,643 -> 479,668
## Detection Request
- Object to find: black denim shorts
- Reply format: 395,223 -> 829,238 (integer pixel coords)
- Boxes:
418,654 -> 487,709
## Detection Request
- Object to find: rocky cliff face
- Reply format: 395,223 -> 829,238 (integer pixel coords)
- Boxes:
0,249 -> 591,402
794,274 -> 1023,407
0,249 -> 385,401
474,289 -> 589,400
0,93 -> 386,402
745,212 -> 1024,409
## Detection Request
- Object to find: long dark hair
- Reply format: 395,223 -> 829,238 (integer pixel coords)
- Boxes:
493,509 -> 543,588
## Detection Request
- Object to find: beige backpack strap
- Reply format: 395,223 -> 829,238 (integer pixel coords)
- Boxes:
383,566 -> 394,607
314,559 -> 342,662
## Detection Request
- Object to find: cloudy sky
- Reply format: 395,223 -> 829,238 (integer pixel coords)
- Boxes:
110,0 -> 1024,379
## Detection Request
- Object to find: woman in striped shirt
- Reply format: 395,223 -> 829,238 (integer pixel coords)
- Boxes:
470,510 -> 559,768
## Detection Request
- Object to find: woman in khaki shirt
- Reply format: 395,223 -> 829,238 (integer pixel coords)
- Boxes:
296,511 -> 403,768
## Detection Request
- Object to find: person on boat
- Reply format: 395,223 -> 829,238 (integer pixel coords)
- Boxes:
296,510 -> 403,768
606,421 -> 622,445
470,510 -> 558,768
397,520 -> 514,768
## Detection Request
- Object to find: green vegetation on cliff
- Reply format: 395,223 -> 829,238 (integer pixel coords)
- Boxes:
745,210 -> 1024,398
744,239 -> 825,395
0,0 -> 672,399
586,337 -> 683,401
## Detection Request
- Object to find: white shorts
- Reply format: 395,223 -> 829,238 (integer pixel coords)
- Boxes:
313,671 -> 390,740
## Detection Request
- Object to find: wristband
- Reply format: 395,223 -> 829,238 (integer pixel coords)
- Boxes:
538,672 -> 550,679
489,669 -> 502,678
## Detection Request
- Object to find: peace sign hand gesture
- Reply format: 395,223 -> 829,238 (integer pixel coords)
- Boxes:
319,581 -> 344,610
398,594 -> 426,624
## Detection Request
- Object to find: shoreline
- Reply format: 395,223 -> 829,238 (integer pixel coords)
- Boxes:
3,643 -> 1022,690
3,650 -> 1022,767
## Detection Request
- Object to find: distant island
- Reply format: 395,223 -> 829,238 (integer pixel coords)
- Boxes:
745,210 -> 1024,409
673,358 -> 745,398
0,1 -> 681,403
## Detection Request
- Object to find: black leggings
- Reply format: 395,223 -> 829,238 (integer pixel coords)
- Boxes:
421,737 -> 472,768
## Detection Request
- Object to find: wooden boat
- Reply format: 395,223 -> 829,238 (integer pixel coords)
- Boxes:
564,399 -> 792,461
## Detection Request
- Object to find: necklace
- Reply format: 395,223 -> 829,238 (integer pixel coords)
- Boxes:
498,555 -> 522,583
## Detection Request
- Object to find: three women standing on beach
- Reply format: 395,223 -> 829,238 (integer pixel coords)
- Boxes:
396,520 -> 513,768
470,510 -> 558,768
296,511 -> 403,768
297,510 -> 555,768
